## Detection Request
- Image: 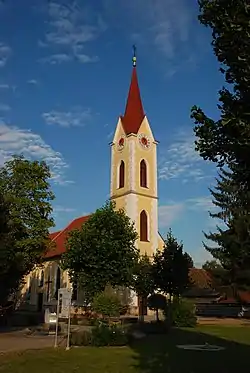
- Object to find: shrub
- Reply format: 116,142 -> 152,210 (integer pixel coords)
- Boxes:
70,330 -> 92,346
92,292 -> 121,319
148,293 -> 167,321
91,322 -> 128,346
70,322 -> 128,346
164,298 -> 197,327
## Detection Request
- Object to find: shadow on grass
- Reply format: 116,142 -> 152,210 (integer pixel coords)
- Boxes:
129,327 -> 250,373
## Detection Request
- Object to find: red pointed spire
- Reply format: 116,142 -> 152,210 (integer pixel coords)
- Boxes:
121,66 -> 145,135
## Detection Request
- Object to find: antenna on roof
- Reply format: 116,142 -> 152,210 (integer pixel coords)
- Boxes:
132,45 -> 137,67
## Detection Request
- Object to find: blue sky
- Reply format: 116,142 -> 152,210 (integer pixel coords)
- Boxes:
0,0 -> 224,266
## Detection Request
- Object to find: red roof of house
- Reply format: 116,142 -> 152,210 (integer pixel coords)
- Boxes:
189,268 -> 213,289
121,67 -> 145,135
45,215 -> 91,259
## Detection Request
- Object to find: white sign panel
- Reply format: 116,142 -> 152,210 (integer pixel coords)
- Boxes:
58,288 -> 72,318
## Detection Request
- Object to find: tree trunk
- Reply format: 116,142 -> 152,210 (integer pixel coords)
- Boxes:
156,308 -> 159,322
167,294 -> 173,328
138,295 -> 144,322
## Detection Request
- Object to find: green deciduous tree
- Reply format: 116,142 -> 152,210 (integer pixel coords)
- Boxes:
152,230 -> 192,326
191,0 -> 250,292
62,200 -> 139,303
133,254 -> 154,321
152,230 -> 192,299
147,293 -> 167,322
0,156 -> 55,306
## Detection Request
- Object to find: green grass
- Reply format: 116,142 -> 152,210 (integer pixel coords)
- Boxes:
1,325 -> 250,373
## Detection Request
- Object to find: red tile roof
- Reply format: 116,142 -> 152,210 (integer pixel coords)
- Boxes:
121,67 -> 145,135
189,268 -> 213,289
218,291 -> 250,304
45,215 -> 91,259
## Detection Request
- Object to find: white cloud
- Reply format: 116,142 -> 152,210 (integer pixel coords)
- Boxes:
27,79 -> 38,85
158,128 -> 212,183
53,206 -> 76,213
158,203 -> 184,228
0,122 -> 72,185
42,107 -> 93,127
186,196 -> 215,213
0,83 -> 9,89
0,42 -> 11,67
39,53 -> 72,64
75,53 -> 99,64
103,0 -> 190,60
40,2 -> 106,64
0,103 -> 10,112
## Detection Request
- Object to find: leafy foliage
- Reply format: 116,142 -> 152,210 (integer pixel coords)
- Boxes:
148,293 -> 167,322
152,230 -> 192,298
0,156 -> 54,306
191,0 -> 250,292
62,200 -> 139,302
133,254 -> 154,298
91,323 -> 128,346
70,323 -> 128,346
92,292 -> 121,318
164,298 -> 197,328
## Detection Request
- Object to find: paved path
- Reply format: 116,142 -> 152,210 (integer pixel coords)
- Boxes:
0,332 -> 65,353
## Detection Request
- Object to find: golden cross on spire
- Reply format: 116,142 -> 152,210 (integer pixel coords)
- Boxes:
132,44 -> 137,67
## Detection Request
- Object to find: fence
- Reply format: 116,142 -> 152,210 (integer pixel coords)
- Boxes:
195,303 -> 249,318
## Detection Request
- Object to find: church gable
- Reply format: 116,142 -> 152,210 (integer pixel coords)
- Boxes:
45,215 -> 90,259
137,116 -> 156,143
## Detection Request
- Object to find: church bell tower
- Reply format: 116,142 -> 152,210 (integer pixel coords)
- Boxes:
110,49 -> 161,257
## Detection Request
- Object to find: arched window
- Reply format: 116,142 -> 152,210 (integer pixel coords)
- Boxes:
140,210 -> 148,242
55,267 -> 61,300
39,271 -> 44,287
119,161 -> 125,188
140,160 -> 147,188
72,280 -> 78,301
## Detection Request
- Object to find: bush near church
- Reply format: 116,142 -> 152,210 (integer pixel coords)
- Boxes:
92,292 -> 121,320
70,322 -> 128,347
164,298 -> 197,328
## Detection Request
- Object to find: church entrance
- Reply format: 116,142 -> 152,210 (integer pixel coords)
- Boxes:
37,292 -> 43,312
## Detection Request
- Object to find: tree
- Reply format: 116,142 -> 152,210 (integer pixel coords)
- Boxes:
184,252 -> 194,269
190,0 -> 250,291
62,200 -> 139,303
133,254 -> 154,321
0,156 -> 55,306
202,260 -> 222,273
152,230 -> 192,299
152,230 -> 191,326
147,293 -> 167,322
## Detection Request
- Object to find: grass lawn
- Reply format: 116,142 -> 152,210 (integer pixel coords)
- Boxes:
0,325 -> 250,373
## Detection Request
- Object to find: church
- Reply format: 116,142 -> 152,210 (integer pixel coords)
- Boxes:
20,54 -> 164,315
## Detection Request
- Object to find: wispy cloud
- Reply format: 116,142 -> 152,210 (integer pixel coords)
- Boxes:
53,206 -> 76,213
0,83 -> 9,89
103,0 -> 191,61
42,107 -> 93,127
158,128 -> 212,183
0,122 -> 72,185
27,79 -> 38,85
40,2 -> 106,64
39,53 -> 72,64
158,203 -> 184,228
0,103 -> 11,112
186,196 -> 215,213
159,195 -> 218,229
0,42 -> 11,67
